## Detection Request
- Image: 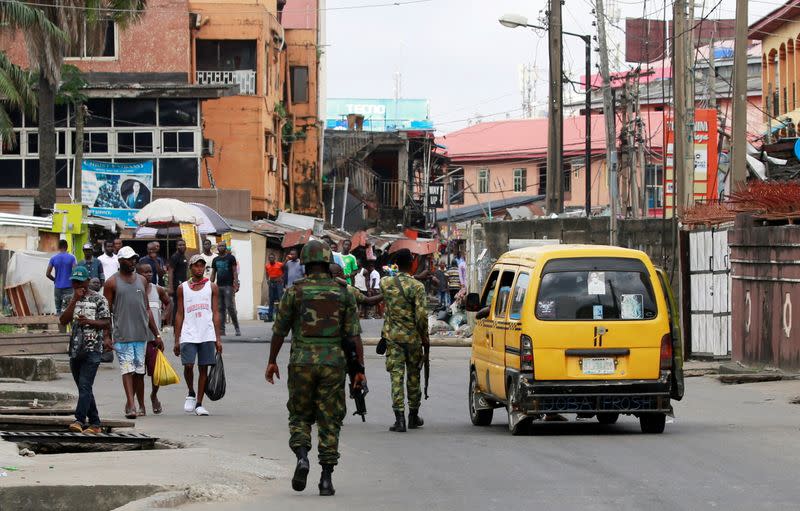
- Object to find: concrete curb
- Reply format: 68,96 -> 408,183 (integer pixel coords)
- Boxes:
113,489 -> 188,511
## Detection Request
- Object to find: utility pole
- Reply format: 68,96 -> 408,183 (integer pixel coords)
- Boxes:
595,0 -> 618,243
730,0 -> 749,188
684,0 -> 696,211
673,0 -> 688,218
708,37 -> 717,110
547,0 -> 564,214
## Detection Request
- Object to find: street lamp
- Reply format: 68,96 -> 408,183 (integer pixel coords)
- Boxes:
499,13 -> 593,217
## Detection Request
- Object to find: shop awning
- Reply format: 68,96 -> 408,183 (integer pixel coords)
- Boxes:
388,238 -> 439,255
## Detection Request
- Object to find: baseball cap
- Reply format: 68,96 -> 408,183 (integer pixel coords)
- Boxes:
189,254 -> 207,266
117,246 -> 138,259
82,243 -> 93,250
70,266 -> 90,282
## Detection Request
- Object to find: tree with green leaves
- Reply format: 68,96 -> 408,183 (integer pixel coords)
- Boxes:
1,0 -> 146,212
0,51 -> 35,149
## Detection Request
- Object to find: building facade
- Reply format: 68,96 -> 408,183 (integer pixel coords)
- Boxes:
0,0 -> 322,219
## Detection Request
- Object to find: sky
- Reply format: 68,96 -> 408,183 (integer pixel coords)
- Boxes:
324,0 -> 779,135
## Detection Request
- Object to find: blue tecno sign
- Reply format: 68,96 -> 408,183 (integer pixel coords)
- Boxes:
326,98 -> 433,131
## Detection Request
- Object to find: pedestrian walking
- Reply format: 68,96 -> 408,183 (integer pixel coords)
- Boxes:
77,242 -> 105,284
59,266 -> 111,435
210,242 -> 241,336
340,240 -> 358,285
98,240 -> 119,281
103,246 -> 162,419
265,253 -> 284,322
47,239 -> 76,314
379,248 -> 429,433
168,239 -> 188,324
139,242 -> 167,286
265,240 -> 365,497
137,263 -> 172,415
284,248 -> 304,288
433,260 -> 450,309
174,254 -> 222,416
199,239 -> 216,279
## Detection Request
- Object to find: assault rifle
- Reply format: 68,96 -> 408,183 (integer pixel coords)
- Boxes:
342,337 -> 368,421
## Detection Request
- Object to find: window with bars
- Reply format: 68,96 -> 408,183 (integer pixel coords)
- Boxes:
646,164 -> 664,210
478,168 -> 490,193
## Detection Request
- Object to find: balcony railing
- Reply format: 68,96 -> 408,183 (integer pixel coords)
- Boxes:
196,70 -> 256,95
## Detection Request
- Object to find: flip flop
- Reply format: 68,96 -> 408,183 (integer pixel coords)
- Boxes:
124,407 -> 137,420
151,397 -> 162,415
137,407 -> 147,417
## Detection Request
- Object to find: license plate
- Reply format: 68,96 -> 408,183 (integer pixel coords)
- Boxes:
581,357 -> 615,375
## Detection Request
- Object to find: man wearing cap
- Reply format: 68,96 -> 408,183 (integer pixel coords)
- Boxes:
174,254 -> 222,416
59,266 -> 111,435
77,242 -> 105,285
104,246 -> 162,419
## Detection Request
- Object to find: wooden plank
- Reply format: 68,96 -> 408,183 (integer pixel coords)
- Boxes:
0,343 -> 68,357
0,415 -> 135,428
0,315 -> 60,326
0,407 -> 76,416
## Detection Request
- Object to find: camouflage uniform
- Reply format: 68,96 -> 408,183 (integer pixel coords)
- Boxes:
379,272 -> 428,412
273,272 -> 361,466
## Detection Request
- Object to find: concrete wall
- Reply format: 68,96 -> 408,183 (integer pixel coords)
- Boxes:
482,217 -> 676,274
730,215 -> 800,369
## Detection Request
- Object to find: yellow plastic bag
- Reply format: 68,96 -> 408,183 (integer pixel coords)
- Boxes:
153,350 -> 179,386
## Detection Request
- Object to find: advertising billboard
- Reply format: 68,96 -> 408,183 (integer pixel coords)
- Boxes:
326,98 -> 433,131
664,109 -> 719,217
82,160 -> 153,227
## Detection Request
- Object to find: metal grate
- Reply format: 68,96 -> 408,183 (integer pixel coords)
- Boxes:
1,431 -> 158,445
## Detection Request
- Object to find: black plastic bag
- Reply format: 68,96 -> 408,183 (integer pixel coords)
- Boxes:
376,338 -> 388,355
205,353 -> 226,401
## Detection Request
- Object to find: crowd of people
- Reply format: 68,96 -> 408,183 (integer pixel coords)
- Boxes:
50,236 -> 237,432
48,232 -> 469,497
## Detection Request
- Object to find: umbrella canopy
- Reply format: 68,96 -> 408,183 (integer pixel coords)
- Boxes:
134,198 -> 200,226
135,203 -> 232,238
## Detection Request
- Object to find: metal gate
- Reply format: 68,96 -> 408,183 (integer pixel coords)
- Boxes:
689,228 -> 732,357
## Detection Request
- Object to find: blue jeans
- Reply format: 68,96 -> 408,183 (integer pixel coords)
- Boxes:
70,351 -> 101,426
439,290 -> 451,308
268,280 -> 284,320
54,287 -> 73,314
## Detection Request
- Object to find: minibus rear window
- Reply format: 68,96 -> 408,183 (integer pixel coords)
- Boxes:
536,258 -> 657,321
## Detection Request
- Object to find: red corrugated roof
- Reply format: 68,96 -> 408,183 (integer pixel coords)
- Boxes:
438,113 -> 667,164
282,0 -> 317,29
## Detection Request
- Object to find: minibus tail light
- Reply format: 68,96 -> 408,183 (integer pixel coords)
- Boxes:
660,334 -> 673,370
521,334 -> 533,372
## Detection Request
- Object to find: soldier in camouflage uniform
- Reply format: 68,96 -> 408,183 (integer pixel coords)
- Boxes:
266,240 -> 365,497
379,248 -> 429,433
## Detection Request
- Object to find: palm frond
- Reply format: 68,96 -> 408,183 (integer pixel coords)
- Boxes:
0,103 -> 19,149
0,0 -> 68,43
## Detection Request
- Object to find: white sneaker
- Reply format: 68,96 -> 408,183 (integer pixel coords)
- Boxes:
184,395 -> 197,413
194,405 -> 210,416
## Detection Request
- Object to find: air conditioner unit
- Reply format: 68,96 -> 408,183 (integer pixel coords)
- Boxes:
269,155 -> 278,172
202,138 -> 214,156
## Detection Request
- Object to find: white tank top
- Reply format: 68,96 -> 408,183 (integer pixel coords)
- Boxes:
180,281 -> 216,344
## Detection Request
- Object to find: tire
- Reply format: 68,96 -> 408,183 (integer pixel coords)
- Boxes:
469,371 -> 493,426
506,380 -> 527,436
597,413 -> 619,425
639,413 -> 666,434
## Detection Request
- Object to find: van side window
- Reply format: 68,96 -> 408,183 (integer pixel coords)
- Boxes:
494,270 -> 517,318
481,270 -> 499,308
509,273 -> 530,320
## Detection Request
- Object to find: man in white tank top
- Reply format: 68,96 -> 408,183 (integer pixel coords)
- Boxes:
174,254 -> 222,416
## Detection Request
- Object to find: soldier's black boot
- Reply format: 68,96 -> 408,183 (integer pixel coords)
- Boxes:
408,409 -> 424,429
319,464 -> 335,496
389,410 -> 407,432
291,447 -> 310,492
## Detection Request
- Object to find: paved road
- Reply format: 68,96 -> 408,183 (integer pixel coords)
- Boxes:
217,318 -> 387,341
128,343 -> 800,511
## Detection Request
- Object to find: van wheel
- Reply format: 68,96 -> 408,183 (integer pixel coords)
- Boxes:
469,371 -> 493,426
597,413 -> 619,425
639,413 -> 666,434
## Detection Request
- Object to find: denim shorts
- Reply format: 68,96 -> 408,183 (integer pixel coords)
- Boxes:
180,342 -> 217,367
115,341 -> 146,375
